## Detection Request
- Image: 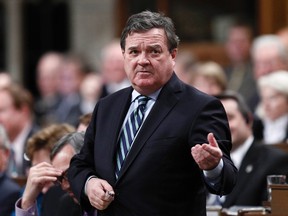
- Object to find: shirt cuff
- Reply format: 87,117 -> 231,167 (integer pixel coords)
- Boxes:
15,198 -> 38,216
84,175 -> 97,196
203,158 -> 223,179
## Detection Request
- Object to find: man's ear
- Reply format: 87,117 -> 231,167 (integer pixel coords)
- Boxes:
170,48 -> 178,60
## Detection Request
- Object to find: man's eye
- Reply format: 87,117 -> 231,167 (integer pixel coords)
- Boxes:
129,50 -> 138,55
152,50 -> 160,54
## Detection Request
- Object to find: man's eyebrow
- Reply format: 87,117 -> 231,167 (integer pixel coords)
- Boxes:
127,45 -> 138,50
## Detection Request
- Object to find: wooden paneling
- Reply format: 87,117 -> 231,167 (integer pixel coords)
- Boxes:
258,0 -> 288,34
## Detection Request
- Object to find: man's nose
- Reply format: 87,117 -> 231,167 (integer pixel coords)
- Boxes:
138,52 -> 150,65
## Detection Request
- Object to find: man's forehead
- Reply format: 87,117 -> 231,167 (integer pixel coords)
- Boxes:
126,29 -> 166,43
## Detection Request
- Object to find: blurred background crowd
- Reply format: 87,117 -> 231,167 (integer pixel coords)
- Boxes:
1,0 -> 288,216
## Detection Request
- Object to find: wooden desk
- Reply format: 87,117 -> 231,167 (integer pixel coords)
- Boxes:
270,184 -> 288,216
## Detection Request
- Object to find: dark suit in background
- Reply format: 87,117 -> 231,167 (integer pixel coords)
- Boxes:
223,140 -> 288,207
0,173 -> 21,216
41,185 -> 66,216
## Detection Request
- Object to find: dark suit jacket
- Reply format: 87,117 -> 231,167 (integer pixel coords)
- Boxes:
41,185 -> 66,216
0,173 -> 21,216
7,124 -> 39,178
56,193 -> 97,216
55,193 -> 82,216
222,140 -> 288,208
69,73 -> 237,216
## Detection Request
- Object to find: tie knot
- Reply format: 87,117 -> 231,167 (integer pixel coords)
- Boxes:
136,95 -> 149,108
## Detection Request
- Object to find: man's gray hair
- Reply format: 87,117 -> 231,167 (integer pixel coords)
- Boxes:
251,34 -> 288,61
50,131 -> 85,160
120,10 -> 180,52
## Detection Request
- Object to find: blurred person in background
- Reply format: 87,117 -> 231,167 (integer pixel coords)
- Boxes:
254,71 -> 288,144
0,84 -> 39,177
174,50 -> 197,84
34,52 -> 64,127
188,61 -> 227,96
208,91 -> 288,207
224,19 -> 256,109
79,72 -> 103,115
99,39 -> 130,97
249,34 -> 288,112
0,125 -> 21,216
251,35 -> 288,80
53,53 -> 89,126
14,124 -> 75,216
15,132 -> 96,216
77,113 -> 92,132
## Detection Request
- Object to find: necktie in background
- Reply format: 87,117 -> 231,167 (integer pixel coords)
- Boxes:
7,148 -> 18,177
115,95 -> 149,178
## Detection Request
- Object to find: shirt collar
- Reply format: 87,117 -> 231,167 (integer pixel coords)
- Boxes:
231,135 -> 254,169
131,89 -> 162,103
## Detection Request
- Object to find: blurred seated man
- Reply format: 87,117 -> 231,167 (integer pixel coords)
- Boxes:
34,52 -> 64,127
15,132 -> 98,216
208,91 -> 288,207
53,53 -> 89,126
0,84 -> 39,177
99,39 -> 130,97
0,125 -> 21,216
249,34 -> 288,112
174,50 -> 197,84
79,73 -> 103,115
224,18 -> 256,108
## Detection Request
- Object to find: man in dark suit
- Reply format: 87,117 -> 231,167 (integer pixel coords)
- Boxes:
0,125 -> 21,216
68,11 -> 237,216
215,91 -> 288,207
0,83 -> 39,177
0,173 -> 21,216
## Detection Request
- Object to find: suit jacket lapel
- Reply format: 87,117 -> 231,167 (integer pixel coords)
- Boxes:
117,73 -> 183,180
105,88 -> 133,183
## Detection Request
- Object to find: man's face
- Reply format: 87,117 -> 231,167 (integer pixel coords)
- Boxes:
102,44 -> 126,83
253,46 -> 287,79
221,99 -> 251,151
52,145 -> 77,202
0,91 -> 23,140
226,27 -> 252,63
122,28 -> 177,95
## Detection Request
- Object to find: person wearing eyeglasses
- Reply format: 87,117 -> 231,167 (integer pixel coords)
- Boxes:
10,123 -> 75,216
15,132 -> 96,216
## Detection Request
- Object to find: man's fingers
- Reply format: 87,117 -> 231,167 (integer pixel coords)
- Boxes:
207,133 -> 218,148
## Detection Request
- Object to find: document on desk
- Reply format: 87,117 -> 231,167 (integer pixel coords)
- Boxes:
222,206 -> 266,215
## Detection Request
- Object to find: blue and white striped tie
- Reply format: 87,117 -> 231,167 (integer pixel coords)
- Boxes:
115,95 -> 149,178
